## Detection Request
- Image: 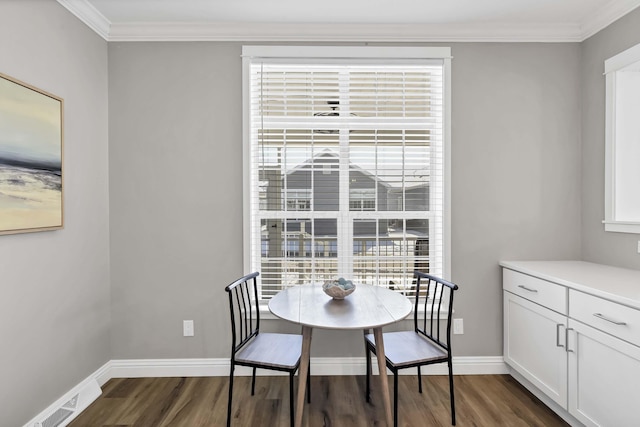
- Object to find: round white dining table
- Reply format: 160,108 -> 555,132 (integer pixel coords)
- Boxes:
269,283 -> 413,427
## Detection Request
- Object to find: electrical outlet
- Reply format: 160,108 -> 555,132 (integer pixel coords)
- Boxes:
453,318 -> 464,335
183,320 -> 194,337
637,240 -> 640,254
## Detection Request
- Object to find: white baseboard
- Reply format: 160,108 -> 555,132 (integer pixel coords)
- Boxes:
108,356 -> 508,378
24,356 -> 507,427
109,358 -> 229,378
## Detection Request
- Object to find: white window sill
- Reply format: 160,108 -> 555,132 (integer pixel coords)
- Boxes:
603,220 -> 640,234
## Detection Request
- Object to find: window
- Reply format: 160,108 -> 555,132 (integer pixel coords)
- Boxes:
243,46 -> 451,300
286,189 -> 311,211
604,42 -> 640,233
349,189 -> 376,211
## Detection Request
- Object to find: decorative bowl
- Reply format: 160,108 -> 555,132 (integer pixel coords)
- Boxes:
322,278 -> 356,299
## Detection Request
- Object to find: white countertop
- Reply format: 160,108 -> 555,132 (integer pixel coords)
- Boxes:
500,260 -> 640,310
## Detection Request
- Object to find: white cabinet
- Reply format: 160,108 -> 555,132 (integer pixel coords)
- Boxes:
501,261 -> 640,427
566,288 -> 640,427
567,319 -> 640,427
503,291 -> 568,407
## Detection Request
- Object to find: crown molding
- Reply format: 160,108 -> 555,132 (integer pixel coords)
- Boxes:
57,0 -> 111,40
580,0 -> 640,40
57,0 -> 640,43
108,21 -> 583,43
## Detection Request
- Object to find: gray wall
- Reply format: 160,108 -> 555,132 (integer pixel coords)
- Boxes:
108,41 -> 582,359
451,43 -> 582,355
581,7 -> 640,270
0,2 -> 110,426
108,43 -> 244,359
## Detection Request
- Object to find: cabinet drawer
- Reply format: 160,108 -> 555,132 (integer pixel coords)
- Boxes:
569,290 -> 640,347
503,269 -> 567,314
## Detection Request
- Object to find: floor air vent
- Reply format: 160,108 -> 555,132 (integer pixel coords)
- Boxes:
33,379 -> 101,427
41,406 -> 74,427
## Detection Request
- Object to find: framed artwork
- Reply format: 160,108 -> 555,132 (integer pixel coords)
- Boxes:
0,72 -> 63,235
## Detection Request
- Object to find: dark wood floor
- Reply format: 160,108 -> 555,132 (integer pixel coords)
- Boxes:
69,375 -> 568,426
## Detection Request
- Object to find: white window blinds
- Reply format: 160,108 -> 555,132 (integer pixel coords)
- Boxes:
243,47 -> 449,300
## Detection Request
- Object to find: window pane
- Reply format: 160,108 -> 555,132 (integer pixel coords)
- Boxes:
405,131 -> 430,211
353,219 -> 378,284
352,218 -> 429,293
258,129 -> 286,211
260,218 -> 284,297
349,70 -> 433,117
260,218 -> 338,294
313,219 -> 338,282
259,69 -> 340,117
314,219 -> 337,257
351,131 -> 431,212
407,219 -> 430,274
259,130 -> 341,212
350,137 -> 377,212
261,219 -> 283,258
614,70 -> 640,221
312,147 -> 340,212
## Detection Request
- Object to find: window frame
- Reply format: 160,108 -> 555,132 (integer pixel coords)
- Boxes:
604,42 -> 640,234
242,46 -> 452,301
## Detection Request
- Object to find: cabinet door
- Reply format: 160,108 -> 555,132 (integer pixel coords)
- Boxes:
568,319 -> 640,427
504,291 -> 568,408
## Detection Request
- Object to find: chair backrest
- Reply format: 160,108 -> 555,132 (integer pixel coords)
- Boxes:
225,272 -> 261,357
413,271 -> 459,352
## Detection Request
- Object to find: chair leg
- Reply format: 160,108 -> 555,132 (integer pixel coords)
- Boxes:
289,371 -> 295,427
448,360 -> 456,425
227,363 -> 235,427
365,342 -> 372,402
251,367 -> 257,396
418,365 -> 423,393
306,359 -> 311,404
393,370 -> 399,427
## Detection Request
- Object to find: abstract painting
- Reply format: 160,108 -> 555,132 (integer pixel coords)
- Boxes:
0,73 -> 63,235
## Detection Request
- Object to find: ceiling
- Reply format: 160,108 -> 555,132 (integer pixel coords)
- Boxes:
57,0 -> 640,42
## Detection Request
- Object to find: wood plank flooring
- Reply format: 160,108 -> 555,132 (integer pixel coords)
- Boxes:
69,375 -> 568,426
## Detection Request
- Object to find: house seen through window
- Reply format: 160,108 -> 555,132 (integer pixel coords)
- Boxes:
243,46 -> 450,300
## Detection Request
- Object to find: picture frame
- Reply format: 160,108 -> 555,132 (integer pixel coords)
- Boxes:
0,72 -> 64,235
